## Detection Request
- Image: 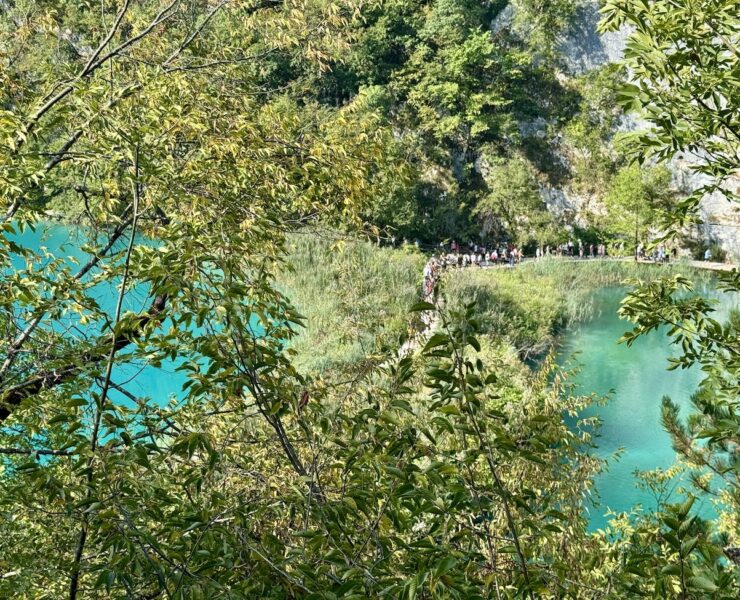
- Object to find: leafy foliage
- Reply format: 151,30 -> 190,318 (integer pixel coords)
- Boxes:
0,1 -> 738,598
304,0 -> 611,242
603,163 -> 675,247
603,0 -> 739,543
619,272 -> 740,539
599,0 -> 740,230
474,155 -> 555,246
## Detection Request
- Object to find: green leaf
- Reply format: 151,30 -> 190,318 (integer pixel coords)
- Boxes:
434,556 -> 456,577
423,333 -> 450,352
660,564 -> 681,576
688,576 -> 717,592
65,398 -> 88,408
410,301 -> 436,312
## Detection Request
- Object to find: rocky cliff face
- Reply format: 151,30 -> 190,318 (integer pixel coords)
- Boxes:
559,1 -> 632,75
565,2 -> 738,256
670,160 -> 740,257
501,1 -> 738,257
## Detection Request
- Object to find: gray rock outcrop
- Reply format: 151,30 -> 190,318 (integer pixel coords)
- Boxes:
552,1 -> 736,256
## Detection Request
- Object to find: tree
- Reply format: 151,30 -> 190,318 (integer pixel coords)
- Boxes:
601,0 -> 740,561
603,163 -> 674,251
619,272 -> 740,544
599,0 -> 740,229
307,0 -> 589,242
474,156 -> 554,246
513,0 -> 586,58
1,2 -> 737,598
0,1 -> 397,596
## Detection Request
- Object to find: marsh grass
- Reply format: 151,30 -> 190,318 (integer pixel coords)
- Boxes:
443,258 -> 711,359
278,233 -> 425,372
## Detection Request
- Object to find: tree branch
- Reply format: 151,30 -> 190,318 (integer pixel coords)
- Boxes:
0,293 -> 168,423
68,149 -> 141,600
0,447 -> 72,456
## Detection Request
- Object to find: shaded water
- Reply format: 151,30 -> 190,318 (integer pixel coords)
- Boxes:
559,285 -> 739,531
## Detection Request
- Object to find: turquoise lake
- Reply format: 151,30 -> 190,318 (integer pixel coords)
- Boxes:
7,223 -> 738,530
7,222 -> 189,407
558,284 -> 739,531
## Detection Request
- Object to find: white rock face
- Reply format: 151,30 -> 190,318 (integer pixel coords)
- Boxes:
490,1 -> 737,255
490,4 -> 515,35
699,190 -> 740,258
518,117 -> 549,138
539,186 -> 603,229
558,2 -> 633,75
670,156 -> 740,257
554,1 -> 737,255
540,186 -> 577,218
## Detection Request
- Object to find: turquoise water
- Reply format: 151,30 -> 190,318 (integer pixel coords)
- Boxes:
5,222 -> 188,407
559,285 -> 739,531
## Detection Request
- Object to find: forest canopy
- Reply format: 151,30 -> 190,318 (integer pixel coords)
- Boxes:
0,1 -> 738,598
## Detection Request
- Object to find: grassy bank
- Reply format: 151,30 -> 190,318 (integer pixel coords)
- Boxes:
279,242 -> 714,372
278,233 -> 425,372
443,258 -> 712,359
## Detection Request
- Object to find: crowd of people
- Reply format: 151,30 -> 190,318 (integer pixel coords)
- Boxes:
418,238 -> 626,299
418,238 -> 690,298
422,243 -> 525,296
636,242 -> 677,263
419,242 -> 527,297
418,239 -> 615,262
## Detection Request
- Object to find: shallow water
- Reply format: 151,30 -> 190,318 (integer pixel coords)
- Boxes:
558,284 -> 739,531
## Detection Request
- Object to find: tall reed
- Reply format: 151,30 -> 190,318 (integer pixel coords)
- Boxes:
278,233 -> 425,372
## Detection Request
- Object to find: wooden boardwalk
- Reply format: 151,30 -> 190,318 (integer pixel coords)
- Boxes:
474,256 -> 737,272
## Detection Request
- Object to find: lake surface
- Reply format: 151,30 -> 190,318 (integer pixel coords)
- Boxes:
559,284 -> 739,531
6,221 -> 188,407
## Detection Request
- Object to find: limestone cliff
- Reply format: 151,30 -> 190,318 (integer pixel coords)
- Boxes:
497,1 -> 738,256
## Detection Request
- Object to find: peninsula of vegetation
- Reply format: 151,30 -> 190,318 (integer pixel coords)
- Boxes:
1,1 -> 738,598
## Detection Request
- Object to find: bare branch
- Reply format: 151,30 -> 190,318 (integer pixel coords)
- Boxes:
163,0 -> 229,67
0,447 -> 72,456
81,0 -> 132,77
0,293 -> 168,423
17,1 -> 177,148
68,148 -> 141,600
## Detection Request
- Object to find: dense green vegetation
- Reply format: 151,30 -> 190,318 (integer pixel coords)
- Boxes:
278,234 -> 425,372
325,0 -> 632,244
444,259 -> 712,358
1,0 -> 685,249
0,0 -> 738,598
